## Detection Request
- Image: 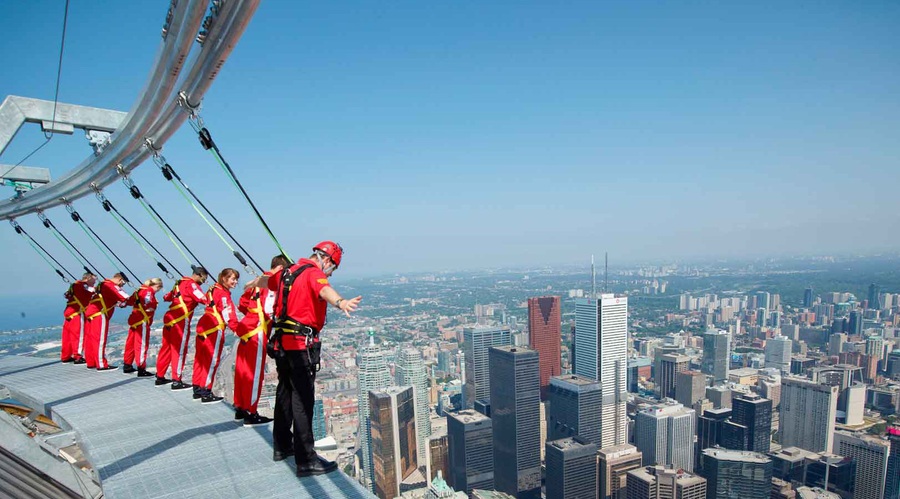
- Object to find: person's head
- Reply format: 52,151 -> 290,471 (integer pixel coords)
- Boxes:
82,272 -> 97,286
111,272 -> 127,286
144,277 -> 164,292
191,265 -> 209,284
311,240 -> 343,276
270,254 -> 291,271
218,268 -> 240,290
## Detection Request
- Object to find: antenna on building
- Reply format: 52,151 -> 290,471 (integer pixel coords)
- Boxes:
591,254 -> 596,299
605,251 -> 609,293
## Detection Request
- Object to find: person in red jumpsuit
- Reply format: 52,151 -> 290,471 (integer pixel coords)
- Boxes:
156,266 -> 209,389
61,272 -> 96,364
234,255 -> 290,426
83,272 -> 130,371
123,277 -> 163,377
191,268 -> 240,403
248,241 -> 360,477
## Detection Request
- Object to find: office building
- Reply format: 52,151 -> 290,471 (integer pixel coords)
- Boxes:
573,294 -> 628,448
426,432 -> 449,484
756,291 -> 771,312
780,377 -> 838,453
447,410 -> 493,495
625,466 -> 707,499
769,447 -> 856,498
696,408 -> 731,471
700,449 -> 772,499
804,288 -> 814,308
527,296 -> 561,400
370,386 -> 419,499
313,398 -> 326,440
848,311 -> 863,337
829,334 -> 847,357
634,402 -> 695,472
705,386 -> 731,409
729,394 -> 772,453
658,354 -> 690,400
868,283 -> 881,310
598,443 -> 642,499
358,332 -> 395,490
490,346 -> 541,499
545,437 -> 598,499
675,371 -> 707,409
833,430 -> 890,499
765,336 -> 793,374
463,326 -> 511,409
547,374 -> 602,446
396,347 -> 433,464
702,330 -> 730,383
885,427 -> 900,499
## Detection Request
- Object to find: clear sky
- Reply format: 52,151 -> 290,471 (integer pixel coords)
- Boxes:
1,1 -> 898,298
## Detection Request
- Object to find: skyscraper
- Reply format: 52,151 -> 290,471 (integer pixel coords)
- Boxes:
702,330 -> 730,384
700,449 -> 772,499
848,311 -> 863,336
765,336 -> 792,374
729,393 -> 772,453
756,291 -> 771,312
463,326 -> 511,409
626,466 -> 707,499
804,288 -> 814,309
780,377 -> 838,453
426,432 -> 449,484
370,386 -> 419,499
313,398 -> 327,440
490,346 -> 541,499
545,437 -> 598,499
885,426 -> 900,499
696,408 -> 731,472
547,374 -> 602,447
868,283 -> 881,310
396,347 -> 432,464
527,296 -> 561,400
658,354 -> 690,400
447,410 -> 493,495
358,332 -> 394,490
833,430 -> 890,499
598,443 -> 642,499
634,401 -> 696,472
675,371 -> 707,409
573,293 -> 628,448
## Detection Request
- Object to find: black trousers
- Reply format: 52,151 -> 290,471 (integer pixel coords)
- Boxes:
273,350 -> 317,466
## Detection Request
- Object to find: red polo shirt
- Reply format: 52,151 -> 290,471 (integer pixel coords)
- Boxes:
268,259 -> 330,350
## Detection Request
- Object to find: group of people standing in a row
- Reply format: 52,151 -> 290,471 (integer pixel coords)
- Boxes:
60,256 -> 288,426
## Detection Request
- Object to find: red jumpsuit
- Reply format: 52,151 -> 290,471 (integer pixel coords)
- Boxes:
124,285 -> 158,370
234,272 -> 275,414
61,280 -> 94,361
192,283 -> 238,394
156,277 -> 208,381
83,279 -> 129,369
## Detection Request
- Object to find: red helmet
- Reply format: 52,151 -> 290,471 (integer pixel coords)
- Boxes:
313,241 -> 343,268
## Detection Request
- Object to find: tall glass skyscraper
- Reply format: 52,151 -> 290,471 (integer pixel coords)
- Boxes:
729,393 -> 772,453
702,329 -> 730,384
395,347 -> 432,464
369,386 -> 418,499
573,293 -> 627,448
780,377 -> 838,453
547,374 -> 602,447
357,331 -> 393,491
527,295 -> 561,400
700,448 -> 773,499
447,410 -> 493,495
885,426 -> 900,499
545,437 -> 598,499
463,326 -> 511,409
634,401 -> 695,472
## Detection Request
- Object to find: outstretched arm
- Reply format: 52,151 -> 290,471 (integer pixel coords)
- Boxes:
319,286 -> 362,317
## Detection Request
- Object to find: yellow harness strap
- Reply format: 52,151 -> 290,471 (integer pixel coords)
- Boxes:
129,288 -> 153,328
87,291 -> 109,320
239,291 -> 267,342
196,288 -> 224,337
164,283 -> 190,327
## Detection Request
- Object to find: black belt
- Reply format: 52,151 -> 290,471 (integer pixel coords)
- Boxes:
272,319 -> 318,337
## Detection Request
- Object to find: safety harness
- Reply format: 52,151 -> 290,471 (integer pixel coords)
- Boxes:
87,282 -> 115,320
65,283 -> 86,320
164,280 -> 191,327
268,264 -> 321,372
239,289 -> 268,342
196,286 -> 226,338
128,286 -> 154,328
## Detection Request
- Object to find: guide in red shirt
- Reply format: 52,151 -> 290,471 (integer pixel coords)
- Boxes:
123,277 -> 163,376
60,272 -> 96,363
191,268 -> 240,403
83,273 -> 130,370
254,241 -> 361,477
155,267 -> 209,389
233,255 -> 290,426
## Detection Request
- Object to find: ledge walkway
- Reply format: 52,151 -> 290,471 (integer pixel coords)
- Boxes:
0,355 -> 373,498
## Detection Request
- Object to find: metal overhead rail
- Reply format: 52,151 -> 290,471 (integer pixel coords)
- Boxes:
0,0 -> 261,220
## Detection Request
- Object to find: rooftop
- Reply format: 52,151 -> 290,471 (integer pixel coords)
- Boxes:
701,448 -> 771,464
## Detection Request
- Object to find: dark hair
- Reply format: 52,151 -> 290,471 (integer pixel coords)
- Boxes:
113,272 -> 126,280
218,268 -> 240,285
271,254 -> 291,269
192,265 -> 209,277
82,272 -> 96,280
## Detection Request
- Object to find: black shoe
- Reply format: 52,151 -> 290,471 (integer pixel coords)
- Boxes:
155,377 -> 173,386
171,381 -> 191,391
201,395 -> 224,404
274,449 -> 294,462
296,458 -> 337,477
73,358 -> 86,365
61,358 -> 74,363
235,409 -> 250,421
193,393 -> 203,401
243,413 -> 273,427
123,365 -> 136,374
97,365 -> 118,372
137,369 -> 155,378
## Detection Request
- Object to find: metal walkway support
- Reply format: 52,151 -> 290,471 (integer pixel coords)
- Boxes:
0,355 -> 374,498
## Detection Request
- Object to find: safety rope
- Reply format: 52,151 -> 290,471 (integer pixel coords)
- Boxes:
151,152 -> 262,275
9,219 -> 73,282
65,202 -> 139,285
184,110 -> 291,261
92,188 -> 179,279
36,211 -> 102,278
119,168 -> 208,275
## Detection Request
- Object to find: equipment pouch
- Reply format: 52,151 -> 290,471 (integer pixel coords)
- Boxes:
266,330 -> 285,360
307,341 -> 322,373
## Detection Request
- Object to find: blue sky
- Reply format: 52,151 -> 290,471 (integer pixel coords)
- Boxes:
1,1 -> 899,298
